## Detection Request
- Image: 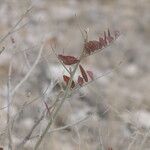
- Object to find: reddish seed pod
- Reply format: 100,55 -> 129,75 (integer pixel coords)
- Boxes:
63,75 -> 75,88
78,75 -> 84,86
79,65 -> 88,82
58,54 -> 79,65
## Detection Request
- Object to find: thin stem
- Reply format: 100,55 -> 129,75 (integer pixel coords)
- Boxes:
34,36 -> 87,149
7,63 -> 13,150
11,42 -> 45,96
30,114 -> 91,140
16,111 -> 45,149
0,6 -> 32,44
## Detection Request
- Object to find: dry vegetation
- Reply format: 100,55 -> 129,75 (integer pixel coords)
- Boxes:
0,0 -> 150,150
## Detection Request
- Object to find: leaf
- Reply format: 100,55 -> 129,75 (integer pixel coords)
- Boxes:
78,75 -> 84,86
99,36 -> 107,47
107,29 -> 114,43
84,29 -> 120,55
79,65 -> 88,82
84,40 -> 102,54
58,54 -> 79,65
104,31 -> 107,45
86,70 -> 94,80
63,75 -> 75,88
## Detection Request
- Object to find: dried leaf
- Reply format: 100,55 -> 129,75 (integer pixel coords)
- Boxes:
63,75 -> 75,88
58,54 -> 79,65
84,40 -> 102,54
78,75 -> 84,86
84,29 -> 120,55
104,31 -> 107,45
79,65 -> 88,82
107,29 -> 114,43
86,70 -> 94,80
99,37 -> 107,47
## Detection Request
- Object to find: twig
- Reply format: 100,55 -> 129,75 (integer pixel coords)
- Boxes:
127,131 -> 139,150
98,127 -> 105,150
11,42 -> 45,96
0,6 -> 32,44
138,128 -> 150,150
23,48 -> 31,69
30,114 -> 91,140
15,90 -> 61,148
7,62 -> 13,150
34,31 -> 88,150
51,45 -> 70,74
16,111 -> 45,149
0,76 -> 53,111
0,47 -> 5,55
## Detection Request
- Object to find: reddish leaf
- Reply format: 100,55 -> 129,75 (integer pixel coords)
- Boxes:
108,29 -> 111,37
99,36 -> 107,47
84,29 -> 120,55
84,40 -> 102,54
78,76 -> 84,86
104,31 -> 107,45
86,70 -> 94,80
58,54 -> 79,65
107,29 -> 114,43
108,147 -> 113,150
79,65 -> 88,82
63,75 -> 75,88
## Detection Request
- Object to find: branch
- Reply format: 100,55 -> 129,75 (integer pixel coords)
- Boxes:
11,42 -> 45,96
34,33 -> 88,149
30,114 -> 92,140
16,111 -> 45,149
0,6 -> 32,44
7,63 -> 13,150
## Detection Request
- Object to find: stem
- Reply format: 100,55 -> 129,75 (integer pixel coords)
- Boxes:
7,63 -> 13,150
34,44 -> 86,150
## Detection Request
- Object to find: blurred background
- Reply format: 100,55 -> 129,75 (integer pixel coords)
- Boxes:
0,0 -> 150,149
